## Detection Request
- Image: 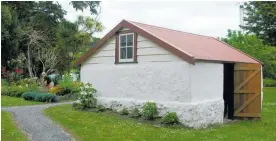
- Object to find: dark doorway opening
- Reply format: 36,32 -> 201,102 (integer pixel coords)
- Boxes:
223,63 -> 234,119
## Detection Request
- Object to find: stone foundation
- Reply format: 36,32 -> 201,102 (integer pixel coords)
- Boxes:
96,97 -> 224,129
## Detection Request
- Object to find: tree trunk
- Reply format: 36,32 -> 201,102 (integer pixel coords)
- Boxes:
27,45 -> 34,78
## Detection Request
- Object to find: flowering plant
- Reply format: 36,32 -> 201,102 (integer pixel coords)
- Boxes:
1,66 -> 23,83
73,82 -> 97,110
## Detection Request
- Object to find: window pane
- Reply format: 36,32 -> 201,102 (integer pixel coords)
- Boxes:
127,34 -> 133,46
120,47 -> 126,59
120,35 -> 126,47
127,47 -> 133,59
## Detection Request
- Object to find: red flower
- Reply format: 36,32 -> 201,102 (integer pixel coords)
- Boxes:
7,70 -> 11,75
1,67 -> 6,72
15,68 -> 23,74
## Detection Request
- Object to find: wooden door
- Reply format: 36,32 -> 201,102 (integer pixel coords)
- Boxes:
234,63 -> 262,118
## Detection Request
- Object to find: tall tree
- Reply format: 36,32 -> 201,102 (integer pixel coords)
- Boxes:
241,2 -> 276,46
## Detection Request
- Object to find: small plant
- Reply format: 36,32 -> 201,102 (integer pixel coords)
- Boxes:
120,107 -> 129,115
130,108 -> 141,118
142,102 -> 158,120
161,112 -> 179,125
97,105 -> 106,112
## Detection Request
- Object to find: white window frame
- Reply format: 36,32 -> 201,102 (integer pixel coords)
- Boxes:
119,33 -> 134,62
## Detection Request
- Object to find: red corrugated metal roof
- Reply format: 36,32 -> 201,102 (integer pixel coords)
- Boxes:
129,21 -> 260,64
76,20 -> 261,65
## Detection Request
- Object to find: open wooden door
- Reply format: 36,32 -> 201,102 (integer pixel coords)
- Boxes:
234,63 -> 262,118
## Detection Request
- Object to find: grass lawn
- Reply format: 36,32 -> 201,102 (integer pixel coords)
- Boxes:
263,87 -> 276,103
44,87 -> 276,141
1,111 -> 28,141
1,96 -> 42,107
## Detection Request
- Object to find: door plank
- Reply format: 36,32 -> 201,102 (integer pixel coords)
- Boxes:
234,69 -> 260,93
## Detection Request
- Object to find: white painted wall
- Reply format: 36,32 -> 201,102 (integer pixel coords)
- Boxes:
190,62 -> 224,103
81,32 -> 224,128
81,61 -> 192,103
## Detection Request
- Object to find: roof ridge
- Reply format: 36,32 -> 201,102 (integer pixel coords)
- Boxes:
127,20 -> 213,39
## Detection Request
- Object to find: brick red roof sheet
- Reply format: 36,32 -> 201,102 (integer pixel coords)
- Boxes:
129,21 -> 260,64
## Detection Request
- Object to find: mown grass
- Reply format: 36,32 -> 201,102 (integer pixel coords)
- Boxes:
1,96 -> 42,107
1,111 -> 28,141
44,88 -> 276,141
263,87 -> 276,103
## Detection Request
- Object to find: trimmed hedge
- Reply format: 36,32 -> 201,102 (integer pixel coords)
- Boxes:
22,92 -> 58,102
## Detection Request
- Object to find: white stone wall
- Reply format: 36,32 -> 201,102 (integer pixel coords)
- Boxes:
190,62 -> 224,102
81,61 -> 192,103
81,32 -> 224,128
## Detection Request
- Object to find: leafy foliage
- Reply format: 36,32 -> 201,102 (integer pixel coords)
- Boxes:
72,82 -> 97,110
264,78 -> 276,87
161,112 -> 179,125
96,105 -> 106,112
120,108 -> 129,115
22,92 -> 58,102
70,1 -> 100,15
241,2 -> 276,46
1,1 -> 102,78
130,108 -> 141,118
17,78 -> 39,92
1,85 -> 29,97
56,74 -> 80,96
49,86 -> 63,94
142,102 -> 158,120
221,30 -> 276,79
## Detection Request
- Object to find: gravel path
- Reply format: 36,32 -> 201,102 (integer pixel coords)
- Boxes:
2,102 -> 75,141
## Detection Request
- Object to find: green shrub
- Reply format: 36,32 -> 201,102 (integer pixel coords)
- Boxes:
142,102 -> 158,120
57,74 -> 80,96
72,97 -> 97,110
120,108 -> 129,115
74,82 -> 97,110
22,92 -> 58,102
18,78 -> 39,91
97,105 -> 106,112
130,108 -> 141,118
161,112 -> 179,125
264,78 -> 276,87
8,85 -> 29,97
1,79 -> 9,87
1,86 -> 9,96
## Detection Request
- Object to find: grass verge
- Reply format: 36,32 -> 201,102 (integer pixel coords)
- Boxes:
1,111 -> 28,141
263,87 -> 276,103
1,96 -> 42,107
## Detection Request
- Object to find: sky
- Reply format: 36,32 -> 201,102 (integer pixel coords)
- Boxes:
60,1 -> 243,38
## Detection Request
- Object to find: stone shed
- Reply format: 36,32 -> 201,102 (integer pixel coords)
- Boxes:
76,20 -> 263,128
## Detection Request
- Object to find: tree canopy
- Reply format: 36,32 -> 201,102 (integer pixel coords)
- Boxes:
1,1 -> 102,78
241,1 -> 276,46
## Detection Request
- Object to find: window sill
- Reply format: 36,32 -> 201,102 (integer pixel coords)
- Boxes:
115,61 -> 138,64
